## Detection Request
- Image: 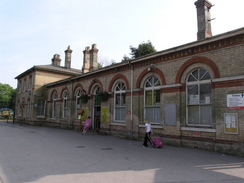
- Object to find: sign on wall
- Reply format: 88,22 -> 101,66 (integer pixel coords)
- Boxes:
101,108 -> 109,122
165,103 -> 176,126
227,93 -> 244,109
224,113 -> 238,134
82,109 -> 88,121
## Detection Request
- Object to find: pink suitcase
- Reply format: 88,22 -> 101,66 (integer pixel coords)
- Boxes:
153,138 -> 164,148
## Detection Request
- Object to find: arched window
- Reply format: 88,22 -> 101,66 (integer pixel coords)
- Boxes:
114,82 -> 126,122
21,99 -> 25,118
28,75 -> 32,90
75,89 -> 82,119
144,76 -> 161,124
27,99 -> 31,117
62,91 -> 68,118
186,68 -> 212,126
93,86 -> 102,129
52,92 -> 57,118
23,78 -> 26,92
18,80 -> 22,93
17,101 -> 20,116
94,86 -> 101,106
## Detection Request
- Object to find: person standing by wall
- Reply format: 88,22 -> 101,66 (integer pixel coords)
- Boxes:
82,116 -> 92,135
143,118 -> 155,147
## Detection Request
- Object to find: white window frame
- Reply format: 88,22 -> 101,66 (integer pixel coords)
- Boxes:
27,100 -> 31,117
28,75 -> 32,90
62,91 -> 68,118
186,68 -> 212,127
114,82 -> 126,122
94,86 -> 101,106
37,100 -> 46,117
76,89 -> 82,119
17,102 -> 20,116
52,93 -> 57,118
144,76 -> 161,124
23,79 -> 26,92
18,81 -> 22,93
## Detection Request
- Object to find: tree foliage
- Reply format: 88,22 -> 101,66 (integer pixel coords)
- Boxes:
129,40 -> 156,59
0,83 -> 16,109
121,55 -> 130,62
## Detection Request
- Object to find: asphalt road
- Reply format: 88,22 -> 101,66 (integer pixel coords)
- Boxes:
0,121 -> 243,183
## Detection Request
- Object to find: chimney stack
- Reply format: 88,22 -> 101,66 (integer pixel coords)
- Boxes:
82,46 -> 90,73
89,44 -> 98,71
195,0 -> 213,40
52,54 -> 61,66
64,45 -> 72,68
82,44 -> 99,73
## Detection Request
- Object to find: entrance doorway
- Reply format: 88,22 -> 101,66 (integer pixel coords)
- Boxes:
94,106 -> 101,130
93,86 -> 101,131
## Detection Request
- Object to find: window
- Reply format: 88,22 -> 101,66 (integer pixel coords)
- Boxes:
17,102 -> 20,116
186,68 -> 212,126
144,76 -> 161,124
23,79 -> 26,91
19,81 -> 22,93
76,89 -> 82,119
29,75 -> 32,90
52,93 -> 57,118
63,91 -> 68,118
37,100 -> 45,116
21,100 -> 25,118
114,82 -> 126,121
94,86 -> 101,106
27,100 -> 31,117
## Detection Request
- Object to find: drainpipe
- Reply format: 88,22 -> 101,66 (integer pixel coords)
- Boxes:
69,79 -> 74,128
128,61 -> 134,139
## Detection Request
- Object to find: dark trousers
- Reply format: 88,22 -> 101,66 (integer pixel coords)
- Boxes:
143,131 -> 155,147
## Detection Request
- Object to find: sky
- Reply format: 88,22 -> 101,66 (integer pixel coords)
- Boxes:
0,0 -> 243,89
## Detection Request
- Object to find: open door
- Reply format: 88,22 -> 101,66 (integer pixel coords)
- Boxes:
93,86 -> 101,130
94,106 -> 101,130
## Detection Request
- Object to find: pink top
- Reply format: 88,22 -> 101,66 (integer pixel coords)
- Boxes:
84,119 -> 91,127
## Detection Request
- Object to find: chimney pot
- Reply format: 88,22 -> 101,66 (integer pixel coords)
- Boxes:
64,46 -> 72,68
195,0 -> 213,40
52,54 -> 61,66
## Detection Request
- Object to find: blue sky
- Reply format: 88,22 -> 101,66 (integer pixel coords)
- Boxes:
1,0 -> 243,88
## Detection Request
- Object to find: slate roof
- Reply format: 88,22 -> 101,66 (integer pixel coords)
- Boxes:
15,64 -> 82,79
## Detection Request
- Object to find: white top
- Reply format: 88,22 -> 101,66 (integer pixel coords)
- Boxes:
145,123 -> 151,132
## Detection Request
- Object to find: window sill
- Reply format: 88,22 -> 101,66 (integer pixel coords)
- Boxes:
181,127 -> 216,133
75,119 -> 82,121
37,115 -> 46,119
138,124 -> 163,129
110,122 -> 126,126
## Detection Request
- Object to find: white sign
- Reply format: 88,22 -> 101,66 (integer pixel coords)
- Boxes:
227,93 -> 244,109
224,113 -> 238,134
189,95 -> 199,104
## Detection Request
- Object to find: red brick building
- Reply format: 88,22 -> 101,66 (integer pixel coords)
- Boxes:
15,0 -> 244,156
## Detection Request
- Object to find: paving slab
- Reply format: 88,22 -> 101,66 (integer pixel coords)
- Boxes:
0,121 -> 243,183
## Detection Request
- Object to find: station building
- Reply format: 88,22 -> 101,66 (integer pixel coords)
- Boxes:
15,0 -> 244,156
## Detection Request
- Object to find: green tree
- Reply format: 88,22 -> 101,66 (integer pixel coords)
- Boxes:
130,40 -> 157,59
121,55 -> 131,62
0,83 -> 16,109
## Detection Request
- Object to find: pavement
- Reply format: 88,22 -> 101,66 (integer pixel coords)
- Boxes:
0,121 -> 243,183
